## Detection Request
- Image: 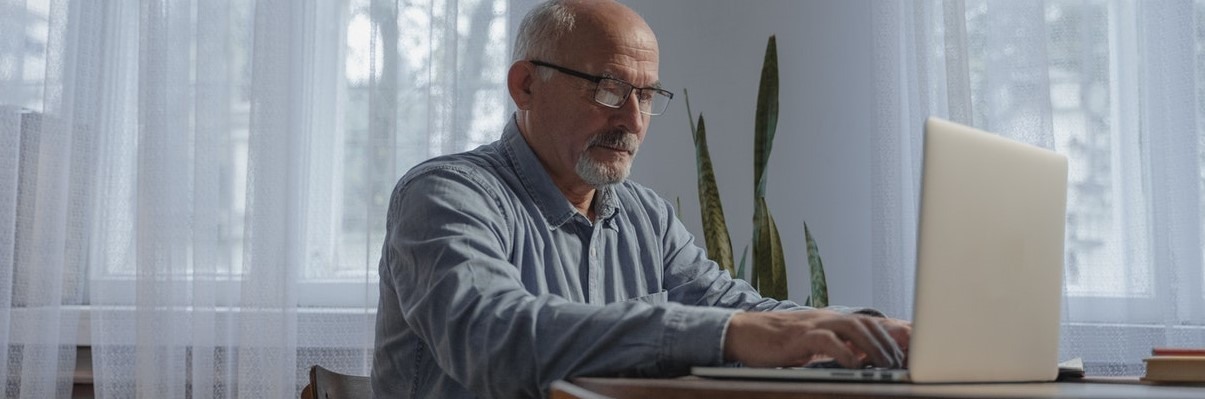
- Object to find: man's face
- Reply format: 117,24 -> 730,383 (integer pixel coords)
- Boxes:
523,17 -> 660,189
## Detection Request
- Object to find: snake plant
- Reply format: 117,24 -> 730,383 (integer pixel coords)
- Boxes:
684,35 -> 828,305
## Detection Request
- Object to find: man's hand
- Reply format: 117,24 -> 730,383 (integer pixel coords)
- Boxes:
879,317 -> 911,356
723,310 -> 908,369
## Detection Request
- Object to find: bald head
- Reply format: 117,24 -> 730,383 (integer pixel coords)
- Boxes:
513,0 -> 657,70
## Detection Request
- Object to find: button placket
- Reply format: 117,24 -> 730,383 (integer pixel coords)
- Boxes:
588,226 -> 603,304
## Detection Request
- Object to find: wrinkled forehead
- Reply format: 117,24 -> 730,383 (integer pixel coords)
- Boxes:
558,11 -> 660,85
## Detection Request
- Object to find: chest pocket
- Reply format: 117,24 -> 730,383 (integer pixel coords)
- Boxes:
625,290 -> 668,305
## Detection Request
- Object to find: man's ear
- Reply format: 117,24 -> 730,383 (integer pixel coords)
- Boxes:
508,61 -> 536,111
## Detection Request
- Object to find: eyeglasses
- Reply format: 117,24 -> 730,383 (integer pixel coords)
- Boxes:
529,60 -> 674,116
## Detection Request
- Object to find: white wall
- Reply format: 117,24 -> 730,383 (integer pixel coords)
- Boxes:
624,0 -> 880,308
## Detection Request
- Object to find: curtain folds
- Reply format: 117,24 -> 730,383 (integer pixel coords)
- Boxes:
1,0 -> 511,397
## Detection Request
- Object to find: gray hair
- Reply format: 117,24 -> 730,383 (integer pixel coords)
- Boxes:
513,1 -> 577,80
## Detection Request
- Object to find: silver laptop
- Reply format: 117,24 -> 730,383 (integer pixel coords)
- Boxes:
693,117 -> 1069,383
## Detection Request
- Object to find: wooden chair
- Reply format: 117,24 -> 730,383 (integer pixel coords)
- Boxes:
300,365 -> 372,399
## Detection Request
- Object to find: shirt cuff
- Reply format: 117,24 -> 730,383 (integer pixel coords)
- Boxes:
660,304 -> 738,374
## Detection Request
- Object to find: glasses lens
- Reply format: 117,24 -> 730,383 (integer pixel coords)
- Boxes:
594,79 -> 673,115
594,79 -> 630,108
645,90 -> 672,116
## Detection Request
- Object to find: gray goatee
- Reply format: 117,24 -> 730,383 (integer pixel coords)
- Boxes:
576,129 -> 640,187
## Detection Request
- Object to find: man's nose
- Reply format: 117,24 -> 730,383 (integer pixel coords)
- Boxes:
613,90 -> 646,133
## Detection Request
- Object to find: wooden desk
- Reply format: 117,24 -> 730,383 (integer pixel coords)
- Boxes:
550,376 -> 1205,399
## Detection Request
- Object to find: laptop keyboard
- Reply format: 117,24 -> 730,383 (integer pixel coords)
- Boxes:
804,359 -> 902,371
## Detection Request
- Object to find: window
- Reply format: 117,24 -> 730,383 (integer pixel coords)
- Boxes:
4,0 -> 512,310
957,1 -> 1205,326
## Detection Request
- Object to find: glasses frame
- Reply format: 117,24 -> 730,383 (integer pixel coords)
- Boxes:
529,60 -> 674,116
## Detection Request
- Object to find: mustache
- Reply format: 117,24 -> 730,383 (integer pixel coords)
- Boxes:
587,130 -> 639,153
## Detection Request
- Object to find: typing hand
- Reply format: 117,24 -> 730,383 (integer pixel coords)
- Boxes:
878,317 -> 911,360
723,310 -> 906,369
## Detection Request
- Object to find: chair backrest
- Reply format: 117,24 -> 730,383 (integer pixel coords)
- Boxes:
301,365 -> 372,399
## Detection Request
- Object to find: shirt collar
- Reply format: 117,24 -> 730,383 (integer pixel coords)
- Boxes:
502,114 -> 620,229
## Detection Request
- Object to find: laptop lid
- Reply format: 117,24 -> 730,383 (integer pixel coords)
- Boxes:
907,117 -> 1068,383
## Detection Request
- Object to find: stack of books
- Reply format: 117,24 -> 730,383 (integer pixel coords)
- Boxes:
1143,348 -> 1205,384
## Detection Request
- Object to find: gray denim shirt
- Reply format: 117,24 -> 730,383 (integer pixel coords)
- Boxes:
372,116 -> 802,398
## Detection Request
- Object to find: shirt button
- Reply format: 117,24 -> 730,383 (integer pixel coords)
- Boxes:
590,248 -> 597,258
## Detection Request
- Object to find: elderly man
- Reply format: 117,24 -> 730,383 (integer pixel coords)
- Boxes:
372,1 -> 909,398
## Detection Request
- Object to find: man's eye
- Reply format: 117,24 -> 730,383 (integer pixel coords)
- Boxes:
596,89 -> 624,105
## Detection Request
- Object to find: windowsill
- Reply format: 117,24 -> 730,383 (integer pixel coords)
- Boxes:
87,278 -> 380,308
1060,322 -> 1205,364
9,305 -> 377,348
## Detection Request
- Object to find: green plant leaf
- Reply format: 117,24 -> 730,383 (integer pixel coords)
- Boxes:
736,244 -> 749,280
804,222 -> 829,308
766,205 -> 789,299
751,35 -> 786,300
686,93 -> 735,275
684,88 -> 697,137
753,197 -> 789,300
752,201 -> 766,290
753,35 -> 779,200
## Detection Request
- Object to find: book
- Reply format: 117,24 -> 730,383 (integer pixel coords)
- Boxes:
1056,358 -> 1084,381
1142,355 -> 1205,383
1152,347 -> 1205,357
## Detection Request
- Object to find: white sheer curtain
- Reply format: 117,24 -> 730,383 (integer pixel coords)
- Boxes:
0,0 -> 512,397
870,0 -> 1205,375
